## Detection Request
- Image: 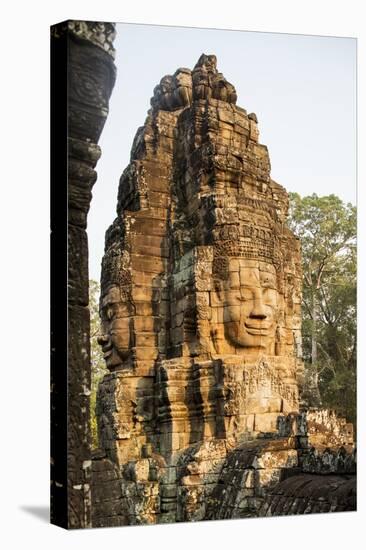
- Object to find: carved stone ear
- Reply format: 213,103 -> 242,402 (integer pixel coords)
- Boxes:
210,327 -> 220,354
213,278 -> 224,301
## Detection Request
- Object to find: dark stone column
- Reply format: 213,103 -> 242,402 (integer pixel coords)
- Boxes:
51,20 -> 116,529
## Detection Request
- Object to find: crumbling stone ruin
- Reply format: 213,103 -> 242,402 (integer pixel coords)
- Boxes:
91,54 -> 356,526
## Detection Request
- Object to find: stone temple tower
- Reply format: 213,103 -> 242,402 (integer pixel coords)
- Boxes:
92,54 -> 355,526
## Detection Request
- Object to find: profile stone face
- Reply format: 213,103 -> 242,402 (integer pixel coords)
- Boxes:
92,53 -> 355,526
98,285 -> 132,369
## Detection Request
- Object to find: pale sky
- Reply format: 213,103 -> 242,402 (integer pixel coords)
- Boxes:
88,23 -> 356,281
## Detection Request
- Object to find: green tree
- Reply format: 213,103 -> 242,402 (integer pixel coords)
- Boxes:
89,279 -> 107,448
288,193 -> 356,424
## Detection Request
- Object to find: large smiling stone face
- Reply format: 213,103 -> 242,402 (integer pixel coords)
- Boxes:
220,258 -> 280,355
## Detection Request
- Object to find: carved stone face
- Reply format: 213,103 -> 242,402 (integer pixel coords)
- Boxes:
221,259 -> 279,354
98,285 -> 132,369
174,70 -> 192,107
174,69 -> 192,89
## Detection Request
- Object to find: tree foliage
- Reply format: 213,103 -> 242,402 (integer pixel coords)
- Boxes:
288,193 -> 356,424
89,279 -> 107,448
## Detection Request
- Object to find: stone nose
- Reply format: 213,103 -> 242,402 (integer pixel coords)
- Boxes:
97,334 -> 109,346
250,307 -> 267,320
249,292 -> 267,320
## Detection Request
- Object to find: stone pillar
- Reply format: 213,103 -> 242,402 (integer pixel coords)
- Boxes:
51,20 -> 116,528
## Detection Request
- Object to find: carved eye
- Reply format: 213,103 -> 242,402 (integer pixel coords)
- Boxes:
237,290 -> 253,302
262,277 -> 276,289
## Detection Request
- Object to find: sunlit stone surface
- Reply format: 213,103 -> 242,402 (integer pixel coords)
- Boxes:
91,54 -> 355,526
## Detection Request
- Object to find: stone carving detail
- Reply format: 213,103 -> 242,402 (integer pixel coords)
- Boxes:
51,21 -> 116,529
52,20 -> 116,58
92,54 -> 355,526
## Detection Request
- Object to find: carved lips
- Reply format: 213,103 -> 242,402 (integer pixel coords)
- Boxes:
244,322 -> 272,336
101,340 -> 113,360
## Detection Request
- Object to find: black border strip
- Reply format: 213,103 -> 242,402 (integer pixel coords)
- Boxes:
50,22 -> 68,529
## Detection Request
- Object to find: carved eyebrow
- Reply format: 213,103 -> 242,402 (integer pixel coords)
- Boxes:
241,271 -> 261,285
240,282 -> 258,289
261,271 -> 275,279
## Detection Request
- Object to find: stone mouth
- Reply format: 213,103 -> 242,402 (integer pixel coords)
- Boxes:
102,342 -> 113,358
244,323 -> 271,335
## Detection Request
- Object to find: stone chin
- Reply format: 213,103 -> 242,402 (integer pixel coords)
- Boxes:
225,321 -> 276,353
103,347 -> 130,370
